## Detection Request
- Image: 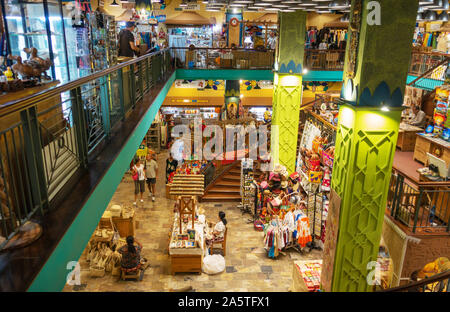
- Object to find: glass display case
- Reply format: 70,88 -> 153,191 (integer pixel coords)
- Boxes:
2,0 -> 70,82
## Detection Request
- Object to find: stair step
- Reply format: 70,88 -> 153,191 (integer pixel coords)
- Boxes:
208,188 -> 241,194
222,175 -> 241,181
201,195 -> 241,202
214,182 -> 240,188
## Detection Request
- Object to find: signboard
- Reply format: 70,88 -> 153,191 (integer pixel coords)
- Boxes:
184,4 -> 200,10
320,188 -> 341,292
174,79 -> 206,89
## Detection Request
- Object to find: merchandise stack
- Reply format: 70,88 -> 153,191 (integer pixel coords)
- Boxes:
147,122 -> 161,153
239,158 -> 254,214
292,260 -> 323,292
433,86 -> 450,141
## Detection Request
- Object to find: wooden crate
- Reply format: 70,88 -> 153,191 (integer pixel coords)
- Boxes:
170,254 -> 202,274
100,215 -> 135,238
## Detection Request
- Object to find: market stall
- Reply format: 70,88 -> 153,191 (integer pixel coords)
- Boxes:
166,12 -> 215,66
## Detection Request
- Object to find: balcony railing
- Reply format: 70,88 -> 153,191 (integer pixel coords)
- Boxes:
170,47 -> 275,70
304,49 -> 346,71
0,49 -> 172,250
387,166 -> 450,234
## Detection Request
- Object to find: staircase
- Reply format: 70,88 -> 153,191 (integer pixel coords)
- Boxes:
201,162 -> 242,202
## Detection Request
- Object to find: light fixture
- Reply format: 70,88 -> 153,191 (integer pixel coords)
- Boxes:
381,106 -> 390,112
425,10 -> 437,20
417,12 -> 425,21
438,10 -> 449,21
239,80 -> 243,84
303,68 -> 308,74
254,2 -> 272,6
240,94 -> 244,99
419,0 -> 434,4
110,0 -> 119,6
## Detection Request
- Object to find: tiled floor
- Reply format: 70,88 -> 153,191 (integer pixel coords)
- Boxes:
63,151 -> 322,292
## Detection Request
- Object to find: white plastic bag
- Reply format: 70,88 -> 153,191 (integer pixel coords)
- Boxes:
202,254 -> 225,275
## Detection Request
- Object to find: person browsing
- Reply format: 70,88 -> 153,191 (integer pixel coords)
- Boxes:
409,105 -> 427,128
145,153 -> 158,202
119,21 -> 140,57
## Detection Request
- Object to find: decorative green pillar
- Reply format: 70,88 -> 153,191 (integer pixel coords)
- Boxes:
271,11 -> 306,173
329,0 -> 419,292
224,80 -> 241,120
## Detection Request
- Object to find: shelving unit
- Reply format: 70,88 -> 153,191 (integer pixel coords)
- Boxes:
147,122 -> 161,153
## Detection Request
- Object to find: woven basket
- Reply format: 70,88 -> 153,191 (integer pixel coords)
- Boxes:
90,265 -> 105,277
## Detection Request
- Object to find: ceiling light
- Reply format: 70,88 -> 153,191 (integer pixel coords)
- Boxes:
438,10 -> 449,21
419,0 -> 434,4
254,2 -> 273,6
381,106 -> 390,112
425,10 -> 437,20
110,0 -> 119,6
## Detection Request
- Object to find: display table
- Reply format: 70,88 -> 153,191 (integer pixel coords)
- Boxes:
168,212 -> 206,274
413,134 -> 450,165
397,123 -> 423,151
291,260 -> 322,292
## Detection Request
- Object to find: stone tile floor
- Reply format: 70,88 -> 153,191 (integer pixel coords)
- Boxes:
63,151 -> 322,292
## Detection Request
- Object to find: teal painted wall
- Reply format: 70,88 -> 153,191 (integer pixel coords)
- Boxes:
27,73 -> 176,292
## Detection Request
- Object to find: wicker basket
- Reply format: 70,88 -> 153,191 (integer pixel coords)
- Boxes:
90,265 -> 105,277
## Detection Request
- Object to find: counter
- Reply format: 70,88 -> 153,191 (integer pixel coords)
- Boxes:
413,134 -> 450,165
397,123 -> 423,151
168,212 -> 207,274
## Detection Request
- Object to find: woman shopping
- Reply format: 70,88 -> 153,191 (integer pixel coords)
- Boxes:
131,158 -> 146,205
205,211 -> 227,254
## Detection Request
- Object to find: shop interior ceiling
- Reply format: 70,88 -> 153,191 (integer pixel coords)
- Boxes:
196,0 -> 450,20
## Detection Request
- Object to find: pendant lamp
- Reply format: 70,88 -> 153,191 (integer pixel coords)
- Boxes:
110,0 -> 120,6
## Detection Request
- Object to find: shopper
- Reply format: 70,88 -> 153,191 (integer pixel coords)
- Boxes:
118,21 -> 140,57
118,236 -> 143,270
206,211 -> 227,254
132,158 -> 146,205
145,153 -> 158,202
166,153 -> 178,183
409,105 -> 427,128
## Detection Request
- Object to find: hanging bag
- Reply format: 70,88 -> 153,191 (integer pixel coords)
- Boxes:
132,166 -> 138,181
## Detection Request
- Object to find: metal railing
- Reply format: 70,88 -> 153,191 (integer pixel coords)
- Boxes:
304,49 -> 346,71
170,47 -> 275,70
387,166 -> 450,234
0,48 -> 172,249
408,51 -> 449,90
380,270 -> 450,292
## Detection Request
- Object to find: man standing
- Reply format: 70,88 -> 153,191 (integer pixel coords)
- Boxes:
146,153 -> 158,202
119,21 -> 140,57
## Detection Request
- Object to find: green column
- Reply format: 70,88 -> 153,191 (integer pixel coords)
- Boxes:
271,11 -> 306,173
329,0 -> 419,292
